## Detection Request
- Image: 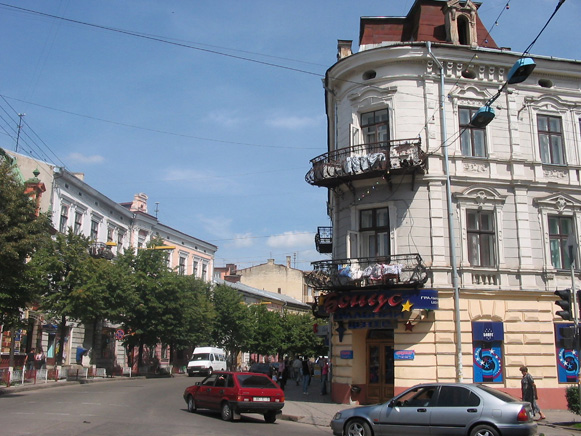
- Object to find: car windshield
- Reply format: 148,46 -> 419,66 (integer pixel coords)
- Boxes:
474,384 -> 518,402
191,353 -> 210,361
237,374 -> 278,389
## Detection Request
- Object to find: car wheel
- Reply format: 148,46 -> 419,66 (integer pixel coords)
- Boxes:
187,373 -> 193,377
187,395 -> 196,413
470,424 -> 499,436
264,411 -> 277,423
221,402 -> 233,421
207,367 -> 213,376
345,418 -> 372,436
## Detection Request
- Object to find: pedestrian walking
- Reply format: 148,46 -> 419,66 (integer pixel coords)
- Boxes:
301,357 -> 312,395
24,348 -> 35,372
35,349 -> 46,370
320,358 -> 329,395
292,356 -> 302,386
520,366 -> 546,420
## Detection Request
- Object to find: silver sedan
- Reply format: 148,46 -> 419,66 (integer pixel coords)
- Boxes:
330,383 -> 537,436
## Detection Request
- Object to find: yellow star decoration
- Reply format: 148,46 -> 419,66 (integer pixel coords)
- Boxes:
401,300 -> 413,312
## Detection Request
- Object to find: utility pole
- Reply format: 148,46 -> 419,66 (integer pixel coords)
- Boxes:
15,113 -> 25,153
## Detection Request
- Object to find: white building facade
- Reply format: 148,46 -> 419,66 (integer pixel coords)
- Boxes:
306,0 -> 581,408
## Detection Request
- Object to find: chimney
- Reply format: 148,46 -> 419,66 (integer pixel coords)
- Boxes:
286,256 -> 291,268
337,40 -> 353,60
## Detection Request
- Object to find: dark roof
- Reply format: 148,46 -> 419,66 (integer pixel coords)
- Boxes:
359,0 -> 497,49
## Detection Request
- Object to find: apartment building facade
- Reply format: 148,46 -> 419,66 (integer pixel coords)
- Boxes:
306,0 -> 581,408
2,151 -> 217,372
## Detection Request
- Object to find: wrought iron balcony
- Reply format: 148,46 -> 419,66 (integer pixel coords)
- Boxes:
305,138 -> 425,188
88,242 -> 115,260
305,253 -> 428,291
315,226 -> 333,254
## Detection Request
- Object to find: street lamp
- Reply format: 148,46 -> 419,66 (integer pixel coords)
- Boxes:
470,57 -> 536,128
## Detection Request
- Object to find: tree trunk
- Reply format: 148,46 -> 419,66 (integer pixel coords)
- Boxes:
57,315 -> 67,365
8,327 -> 15,367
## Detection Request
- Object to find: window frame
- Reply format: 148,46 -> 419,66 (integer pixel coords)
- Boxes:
548,215 -> 574,270
359,207 -> 390,259
466,209 -> 497,268
360,108 -> 389,148
537,114 -> 565,165
59,204 -> 69,233
459,107 -> 487,158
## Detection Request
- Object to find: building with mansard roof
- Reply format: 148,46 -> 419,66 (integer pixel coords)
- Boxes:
306,0 -> 581,407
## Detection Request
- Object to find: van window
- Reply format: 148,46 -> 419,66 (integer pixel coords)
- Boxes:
191,353 -> 210,361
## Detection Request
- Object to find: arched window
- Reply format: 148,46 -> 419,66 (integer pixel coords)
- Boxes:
457,15 -> 470,45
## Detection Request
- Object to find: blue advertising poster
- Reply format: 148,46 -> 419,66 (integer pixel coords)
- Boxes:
555,324 -> 579,383
472,322 -> 504,383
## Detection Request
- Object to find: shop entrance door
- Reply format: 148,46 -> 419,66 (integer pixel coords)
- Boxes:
366,329 -> 394,403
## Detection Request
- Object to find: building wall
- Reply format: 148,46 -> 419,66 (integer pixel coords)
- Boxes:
318,21 -> 581,407
238,258 -> 306,303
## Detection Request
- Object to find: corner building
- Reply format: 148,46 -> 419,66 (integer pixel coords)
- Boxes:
306,0 -> 581,408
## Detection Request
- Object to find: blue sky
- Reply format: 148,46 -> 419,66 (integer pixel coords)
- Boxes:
0,0 -> 578,270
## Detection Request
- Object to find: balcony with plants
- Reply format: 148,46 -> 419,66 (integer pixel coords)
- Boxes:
305,138 -> 426,188
305,253 -> 428,291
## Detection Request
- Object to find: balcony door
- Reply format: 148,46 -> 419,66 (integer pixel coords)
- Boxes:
366,329 -> 394,403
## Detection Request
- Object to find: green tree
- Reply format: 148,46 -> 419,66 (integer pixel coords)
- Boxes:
281,311 -> 326,358
211,284 -> 252,369
247,304 -> 285,357
0,158 -> 51,328
27,230 -> 93,365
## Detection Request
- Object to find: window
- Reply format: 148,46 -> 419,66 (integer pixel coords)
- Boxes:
549,216 -> 574,269
467,210 -> 496,267
90,219 -> 99,240
74,211 -> 83,234
107,227 -> 114,243
117,232 -> 124,251
193,260 -> 199,277
459,107 -> 486,157
360,207 -> 389,258
59,205 -> 69,233
437,386 -> 480,407
538,114 -> 565,165
361,109 -> 389,147
179,256 -> 186,275
201,263 -> 208,280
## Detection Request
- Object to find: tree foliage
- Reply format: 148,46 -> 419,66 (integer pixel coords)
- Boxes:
211,284 -> 252,368
0,158 -> 51,326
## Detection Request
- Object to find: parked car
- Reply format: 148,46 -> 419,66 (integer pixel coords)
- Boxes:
330,383 -> 537,436
183,371 -> 284,423
249,362 -> 278,378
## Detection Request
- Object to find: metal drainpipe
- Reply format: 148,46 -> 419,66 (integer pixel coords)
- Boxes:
427,41 -> 463,382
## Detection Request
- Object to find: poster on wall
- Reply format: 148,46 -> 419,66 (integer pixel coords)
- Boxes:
554,324 -> 579,383
472,321 -> 504,383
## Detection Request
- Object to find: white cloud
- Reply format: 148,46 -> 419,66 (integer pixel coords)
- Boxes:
231,233 -> 255,248
197,215 -> 233,237
67,152 -> 105,164
202,110 -> 246,127
266,114 -> 323,130
162,168 -> 232,191
266,231 -> 314,248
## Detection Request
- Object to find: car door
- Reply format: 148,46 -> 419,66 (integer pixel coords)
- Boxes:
429,386 -> 483,436
206,373 -> 230,411
377,385 -> 435,436
196,374 -> 218,409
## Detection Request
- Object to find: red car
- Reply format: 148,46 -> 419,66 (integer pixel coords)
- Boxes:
183,371 -> 285,423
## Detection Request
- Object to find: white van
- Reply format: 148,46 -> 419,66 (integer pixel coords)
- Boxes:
187,347 -> 227,376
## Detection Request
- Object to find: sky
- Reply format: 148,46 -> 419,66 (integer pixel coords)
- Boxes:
0,0 -> 578,270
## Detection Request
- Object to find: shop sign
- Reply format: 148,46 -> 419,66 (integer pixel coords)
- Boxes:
340,350 -> 353,359
322,289 -> 439,316
394,350 -> 415,360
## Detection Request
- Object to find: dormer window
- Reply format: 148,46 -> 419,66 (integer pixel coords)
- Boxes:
444,0 -> 478,47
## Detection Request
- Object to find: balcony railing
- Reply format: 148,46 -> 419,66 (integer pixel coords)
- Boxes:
315,226 -> 333,254
305,138 -> 425,188
88,242 -> 115,260
305,253 -> 428,291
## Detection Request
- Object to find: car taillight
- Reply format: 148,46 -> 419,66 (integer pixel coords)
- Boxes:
517,407 -> 530,422
237,395 -> 251,402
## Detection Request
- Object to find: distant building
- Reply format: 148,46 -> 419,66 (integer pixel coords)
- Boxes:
1,150 -> 216,373
216,257 -> 316,304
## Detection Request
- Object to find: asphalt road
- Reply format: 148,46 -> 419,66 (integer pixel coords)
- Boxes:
0,376 -> 330,436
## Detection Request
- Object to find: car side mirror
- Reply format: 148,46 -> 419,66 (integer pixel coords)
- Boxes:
388,399 -> 395,407
196,382 -> 201,386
